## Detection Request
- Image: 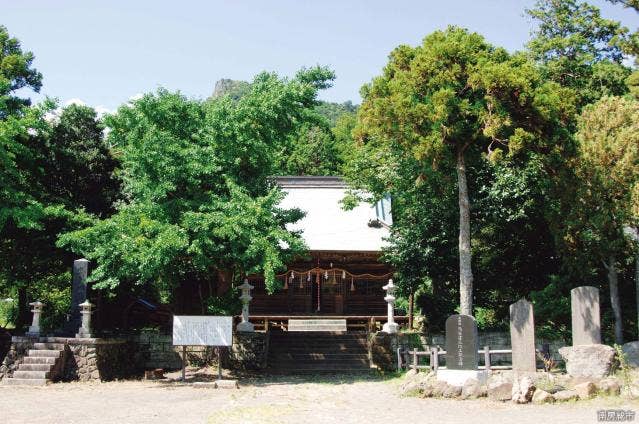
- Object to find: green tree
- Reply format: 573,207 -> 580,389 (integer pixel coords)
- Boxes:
59,68 -> 334,301
347,26 -> 573,316
526,0 -> 632,108
0,25 -> 42,117
570,96 -> 639,343
1,102 -> 119,330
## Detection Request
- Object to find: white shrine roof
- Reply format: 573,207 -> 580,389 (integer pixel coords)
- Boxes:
275,176 -> 390,252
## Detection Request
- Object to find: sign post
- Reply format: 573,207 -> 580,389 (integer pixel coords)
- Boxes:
172,315 -> 233,385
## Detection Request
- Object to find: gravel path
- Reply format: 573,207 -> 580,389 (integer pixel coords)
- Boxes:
1,374 -> 637,424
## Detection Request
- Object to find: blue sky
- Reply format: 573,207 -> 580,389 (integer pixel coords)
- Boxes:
3,0 -> 639,113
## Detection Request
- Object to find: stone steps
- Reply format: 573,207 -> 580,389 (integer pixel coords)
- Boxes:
17,363 -> 53,372
28,349 -> 61,357
269,359 -> 370,368
267,331 -> 371,374
2,378 -> 49,386
33,342 -> 65,350
13,370 -> 51,379
23,357 -> 57,365
2,343 -> 64,386
270,353 -> 370,360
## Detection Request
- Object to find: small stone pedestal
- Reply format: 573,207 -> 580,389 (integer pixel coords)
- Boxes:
436,369 -> 489,387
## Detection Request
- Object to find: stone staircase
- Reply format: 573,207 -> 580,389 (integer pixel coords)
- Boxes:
268,331 -> 371,374
3,341 -> 65,386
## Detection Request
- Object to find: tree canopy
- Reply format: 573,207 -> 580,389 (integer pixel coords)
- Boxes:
59,68 -> 335,297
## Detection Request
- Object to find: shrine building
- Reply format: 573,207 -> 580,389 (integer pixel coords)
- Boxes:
247,176 -> 394,318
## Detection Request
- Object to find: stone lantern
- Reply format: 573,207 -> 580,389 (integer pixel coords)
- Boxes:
382,279 -> 399,334
76,300 -> 94,338
27,301 -> 44,337
236,279 -> 255,332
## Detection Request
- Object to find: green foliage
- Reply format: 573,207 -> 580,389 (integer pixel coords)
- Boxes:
564,96 -> 639,266
0,25 -> 42,117
346,26 -> 573,327
526,0 -> 632,107
313,100 -> 357,126
60,68 -> 333,296
206,290 -> 242,316
277,123 -> 343,176
529,277 -> 571,341
613,343 -> 632,389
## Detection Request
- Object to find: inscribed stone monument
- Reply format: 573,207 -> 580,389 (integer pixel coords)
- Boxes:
571,286 -> 601,346
445,314 -> 478,370
63,259 -> 89,335
509,298 -> 536,373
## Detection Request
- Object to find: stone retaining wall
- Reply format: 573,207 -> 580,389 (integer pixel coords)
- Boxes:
63,338 -> 137,381
224,332 -> 269,371
135,329 -> 183,370
371,332 -> 427,372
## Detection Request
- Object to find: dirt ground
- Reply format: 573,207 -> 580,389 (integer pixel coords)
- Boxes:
1,371 -> 637,424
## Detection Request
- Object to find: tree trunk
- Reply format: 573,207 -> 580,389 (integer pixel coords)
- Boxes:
606,255 -> 624,344
408,289 -> 414,330
457,149 -> 474,316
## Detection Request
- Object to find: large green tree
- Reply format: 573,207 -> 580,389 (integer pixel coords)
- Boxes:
59,68 -> 334,301
346,26 -> 573,316
569,96 -> 639,343
526,0 -> 632,108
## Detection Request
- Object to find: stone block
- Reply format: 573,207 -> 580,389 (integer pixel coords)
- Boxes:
511,376 -> 536,403
532,389 -> 555,404
461,379 -> 486,399
488,381 -> 513,401
442,384 -> 462,398
553,389 -> 579,402
622,341 -> 639,368
597,379 -> 621,396
509,299 -> 536,373
571,286 -> 601,345
559,344 -> 615,378
574,381 -> 597,399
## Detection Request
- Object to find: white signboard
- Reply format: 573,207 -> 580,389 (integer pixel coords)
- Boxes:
172,316 -> 233,346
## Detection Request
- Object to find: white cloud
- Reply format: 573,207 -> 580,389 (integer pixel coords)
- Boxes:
129,93 -> 143,102
94,105 -> 112,118
64,98 -> 86,107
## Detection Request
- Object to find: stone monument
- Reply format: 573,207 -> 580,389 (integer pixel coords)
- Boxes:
571,286 -> 601,345
509,298 -> 536,373
236,279 -> 255,332
437,314 -> 486,386
382,279 -> 398,334
63,259 -> 89,335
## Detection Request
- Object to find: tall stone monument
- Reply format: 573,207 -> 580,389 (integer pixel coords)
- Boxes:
445,314 -> 478,370
571,286 -> 601,345
509,298 -> 536,373
63,259 -> 89,335
437,314 -> 486,386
